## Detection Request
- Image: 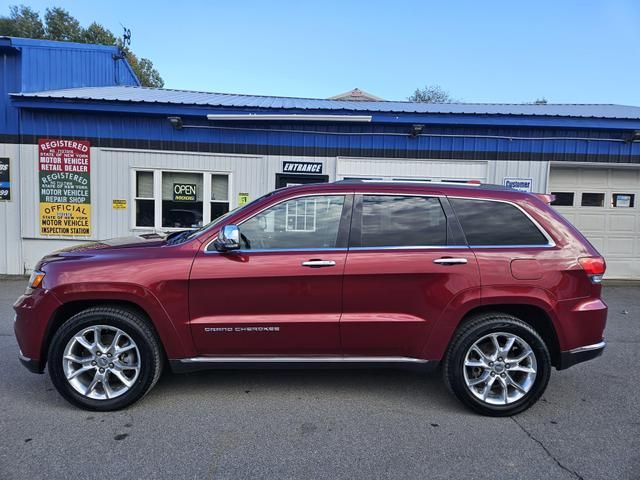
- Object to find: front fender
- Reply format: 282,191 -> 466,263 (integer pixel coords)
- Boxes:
48,282 -> 195,358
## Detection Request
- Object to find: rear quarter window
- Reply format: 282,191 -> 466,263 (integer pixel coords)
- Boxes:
450,198 -> 549,246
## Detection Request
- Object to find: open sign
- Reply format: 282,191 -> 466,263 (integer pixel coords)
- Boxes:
173,183 -> 197,202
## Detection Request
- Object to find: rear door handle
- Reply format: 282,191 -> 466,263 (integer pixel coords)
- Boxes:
302,260 -> 336,268
433,257 -> 468,265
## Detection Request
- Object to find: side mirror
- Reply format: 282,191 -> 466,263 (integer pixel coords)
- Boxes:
214,224 -> 240,251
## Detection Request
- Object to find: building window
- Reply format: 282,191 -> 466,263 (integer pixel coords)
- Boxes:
211,174 -> 230,222
135,171 -> 154,227
133,169 -> 230,230
286,198 -> 318,232
581,193 -> 605,207
550,192 -> 574,207
162,172 -> 203,228
612,193 -> 634,208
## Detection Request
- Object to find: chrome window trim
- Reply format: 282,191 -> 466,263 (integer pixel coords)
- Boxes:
204,247 -> 348,255
204,192 -> 352,254
203,191 -> 556,253
447,195 -> 556,248
348,245 -> 468,251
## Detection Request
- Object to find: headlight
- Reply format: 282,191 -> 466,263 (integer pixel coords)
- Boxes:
25,270 -> 45,294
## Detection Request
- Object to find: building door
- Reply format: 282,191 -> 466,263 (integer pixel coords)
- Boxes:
275,173 -> 329,189
549,166 -> 640,279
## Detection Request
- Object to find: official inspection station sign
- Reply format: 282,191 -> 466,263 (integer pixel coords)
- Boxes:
39,139 -> 91,236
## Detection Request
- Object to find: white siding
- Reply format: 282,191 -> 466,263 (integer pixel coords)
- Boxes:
0,143 -> 22,274
487,160 -> 549,193
336,157 -> 488,181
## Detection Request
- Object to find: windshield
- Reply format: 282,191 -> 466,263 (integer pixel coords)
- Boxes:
181,190 -> 279,241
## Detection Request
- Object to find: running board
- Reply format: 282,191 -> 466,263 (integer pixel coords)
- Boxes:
169,356 -> 435,373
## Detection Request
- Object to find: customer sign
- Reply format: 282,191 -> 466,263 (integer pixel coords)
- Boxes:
39,139 -> 91,236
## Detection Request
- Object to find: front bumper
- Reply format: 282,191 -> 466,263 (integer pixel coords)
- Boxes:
14,288 -> 63,370
557,341 -> 605,370
19,351 -> 44,374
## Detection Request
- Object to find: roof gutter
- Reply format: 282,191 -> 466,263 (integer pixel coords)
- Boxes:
206,113 -> 372,122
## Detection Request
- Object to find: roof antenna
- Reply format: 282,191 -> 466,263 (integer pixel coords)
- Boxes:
121,25 -> 131,48
112,25 -> 131,61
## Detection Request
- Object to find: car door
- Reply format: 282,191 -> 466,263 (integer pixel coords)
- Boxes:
341,194 -> 480,359
189,193 -> 352,355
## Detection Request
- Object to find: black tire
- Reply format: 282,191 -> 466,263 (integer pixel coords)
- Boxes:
47,306 -> 163,411
443,312 -> 551,417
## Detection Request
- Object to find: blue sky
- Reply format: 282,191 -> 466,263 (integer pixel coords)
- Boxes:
14,0 -> 640,105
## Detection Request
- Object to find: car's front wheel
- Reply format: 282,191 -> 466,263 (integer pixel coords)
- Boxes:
47,306 -> 163,411
443,313 -> 551,416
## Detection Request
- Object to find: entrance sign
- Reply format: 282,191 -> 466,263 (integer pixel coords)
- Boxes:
282,161 -> 323,174
39,139 -> 91,236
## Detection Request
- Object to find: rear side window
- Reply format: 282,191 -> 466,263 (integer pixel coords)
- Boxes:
359,195 -> 447,247
450,198 -> 549,246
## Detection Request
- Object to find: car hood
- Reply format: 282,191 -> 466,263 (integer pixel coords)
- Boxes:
53,233 -> 167,254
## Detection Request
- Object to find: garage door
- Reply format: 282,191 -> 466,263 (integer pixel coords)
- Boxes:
337,157 -> 487,183
549,166 -> 640,279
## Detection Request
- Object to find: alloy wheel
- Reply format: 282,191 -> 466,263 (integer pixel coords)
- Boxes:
463,332 -> 537,405
62,325 -> 141,400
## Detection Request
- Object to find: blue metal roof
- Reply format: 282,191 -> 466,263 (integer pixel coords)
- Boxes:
13,85 -> 640,120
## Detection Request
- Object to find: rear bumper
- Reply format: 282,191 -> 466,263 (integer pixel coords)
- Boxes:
557,341 -> 605,370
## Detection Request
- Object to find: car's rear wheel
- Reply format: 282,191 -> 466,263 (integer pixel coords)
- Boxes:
48,306 -> 162,411
443,312 -> 551,416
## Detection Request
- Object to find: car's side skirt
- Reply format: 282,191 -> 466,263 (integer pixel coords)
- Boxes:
170,356 -> 435,373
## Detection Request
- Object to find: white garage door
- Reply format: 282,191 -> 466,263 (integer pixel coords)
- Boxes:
549,166 -> 640,279
337,157 -> 487,183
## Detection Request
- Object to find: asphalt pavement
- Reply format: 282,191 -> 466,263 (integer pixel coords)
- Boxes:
0,277 -> 638,479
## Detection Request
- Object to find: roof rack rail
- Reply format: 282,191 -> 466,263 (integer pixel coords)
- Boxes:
332,178 -> 510,190
334,178 -> 483,186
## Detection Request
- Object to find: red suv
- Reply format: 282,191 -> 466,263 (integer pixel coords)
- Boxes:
14,181 -> 607,415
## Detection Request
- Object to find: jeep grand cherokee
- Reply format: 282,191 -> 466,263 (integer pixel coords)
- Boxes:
14,181 -> 607,415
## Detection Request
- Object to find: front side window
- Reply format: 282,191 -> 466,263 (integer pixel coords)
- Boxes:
359,195 -> 447,247
450,198 -> 549,246
239,195 -> 345,250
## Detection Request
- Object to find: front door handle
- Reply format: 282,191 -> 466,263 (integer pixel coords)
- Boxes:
433,257 -> 468,265
302,260 -> 336,268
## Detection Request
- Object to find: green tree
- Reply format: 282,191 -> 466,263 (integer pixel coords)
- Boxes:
0,5 -> 164,87
408,84 -> 454,103
82,22 -> 116,45
0,5 -> 45,38
44,7 -> 82,41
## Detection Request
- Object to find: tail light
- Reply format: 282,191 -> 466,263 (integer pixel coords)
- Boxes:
578,257 -> 606,284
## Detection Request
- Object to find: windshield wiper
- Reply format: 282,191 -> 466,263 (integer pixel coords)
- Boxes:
165,230 -> 191,245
